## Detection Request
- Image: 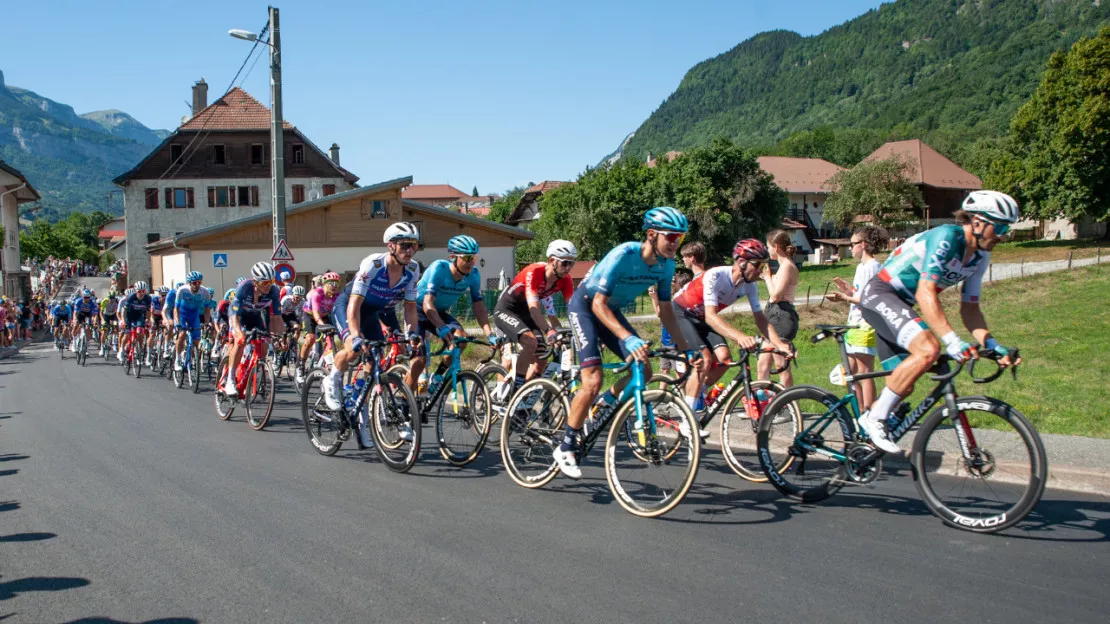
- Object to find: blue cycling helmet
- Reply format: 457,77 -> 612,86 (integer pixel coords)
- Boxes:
643,206 -> 688,233
81,289 -> 92,298
185,271 -> 203,283
235,276 -> 246,285
224,288 -> 236,301
447,235 -> 480,255
205,287 -> 215,296
175,281 -> 184,289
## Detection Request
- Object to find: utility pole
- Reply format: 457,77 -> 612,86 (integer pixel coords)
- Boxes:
269,5 -> 286,250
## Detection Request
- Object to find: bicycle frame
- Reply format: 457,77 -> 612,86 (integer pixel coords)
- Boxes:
420,337 -> 495,418
229,332 -> 269,393
695,347 -> 787,429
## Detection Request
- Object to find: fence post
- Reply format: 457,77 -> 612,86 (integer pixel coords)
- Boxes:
989,263 -> 993,282
806,285 -> 812,307
1021,257 -> 1024,278
1068,251 -> 1073,269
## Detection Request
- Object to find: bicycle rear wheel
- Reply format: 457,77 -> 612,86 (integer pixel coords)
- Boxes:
214,357 -> 236,420
605,390 -> 700,518
244,360 -> 276,431
436,370 -> 492,466
756,385 -> 852,502
76,332 -> 87,367
478,363 -> 509,447
301,368 -> 344,455
500,378 -> 567,489
720,380 -> 800,482
369,372 -> 421,472
191,346 -> 202,394
912,396 -> 1047,533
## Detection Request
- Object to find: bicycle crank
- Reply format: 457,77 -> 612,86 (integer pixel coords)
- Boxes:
845,443 -> 882,484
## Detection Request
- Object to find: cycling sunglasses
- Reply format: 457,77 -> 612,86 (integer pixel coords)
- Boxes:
394,239 -> 419,251
555,259 -> 575,269
324,279 -> 340,287
976,216 -> 1009,236
658,231 -> 685,244
456,254 -> 477,263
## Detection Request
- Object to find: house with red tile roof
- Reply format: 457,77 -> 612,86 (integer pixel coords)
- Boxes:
506,181 -> 573,224
860,139 -> 981,224
402,184 -> 470,206
756,156 -> 845,237
113,80 -> 359,285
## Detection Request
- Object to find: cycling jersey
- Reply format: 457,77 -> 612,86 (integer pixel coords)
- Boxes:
303,286 -> 339,318
280,295 -> 302,315
175,285 -> 211,318
163,289 -> 177,318
121,292 -> 152,315
216,299 -> 230,322
73,298 -> 99,315
100,297 -> 118,317
416,259 -> 481,313
51,303 -> 72,317
878,224 -> 989,305
151,293 -> 164,314
672,266 -> 761,319
497,262 -> 573,317
351,252 -> 420,308
231,280 -> 280,317
580,241 -> 674,308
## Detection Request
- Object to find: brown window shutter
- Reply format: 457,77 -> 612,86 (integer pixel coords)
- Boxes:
207,187 -> 215,207
165,188 -> 173,208
253,186 -> 260,206
323,184 -> 336,197
187,188 -> 195,208
229,186 -> 237,207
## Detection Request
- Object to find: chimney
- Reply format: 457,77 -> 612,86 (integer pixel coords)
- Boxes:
192,79 -> 208,117
329,143 -> 340,165
646,151 -> 654,164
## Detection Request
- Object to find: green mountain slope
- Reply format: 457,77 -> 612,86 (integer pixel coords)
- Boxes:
0,69 -> 168,221
621,0 -> 1110,162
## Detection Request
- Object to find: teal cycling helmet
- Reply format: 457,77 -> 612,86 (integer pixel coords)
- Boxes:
447,235 -> 480,255
643,206 -> 688,233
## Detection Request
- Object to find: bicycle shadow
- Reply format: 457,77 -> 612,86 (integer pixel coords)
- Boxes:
0,455 -> 28,463
63,618 -> 199,624
0,574 -> 90,601
0,532 -> 56,544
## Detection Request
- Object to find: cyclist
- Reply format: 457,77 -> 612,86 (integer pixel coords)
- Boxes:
323,223 -> 424,417
557,206 -> 700,478
492,239 -> 577,394
224,262 -> 285,397
412,234 -> 500,399
50,299 -> 72,349
297,271 -> 341,382
119,282 -> 153,363
70,289 -> 99,351
280,285 -> 304,333
671,238 -> 792,434
857,190 -> 1022,453
98,290 -> 120,356
173,271 -> 211,372
216,289 -> 234,338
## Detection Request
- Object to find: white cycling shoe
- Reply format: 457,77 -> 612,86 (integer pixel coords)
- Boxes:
323,371 -> 344,410
858,412 -> 901,454
553,447 -> 582,479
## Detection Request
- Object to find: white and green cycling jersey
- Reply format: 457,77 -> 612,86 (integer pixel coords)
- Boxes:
877,224 -> 989,305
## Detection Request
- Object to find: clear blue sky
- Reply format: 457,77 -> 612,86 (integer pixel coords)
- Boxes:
2,0 -> 884,195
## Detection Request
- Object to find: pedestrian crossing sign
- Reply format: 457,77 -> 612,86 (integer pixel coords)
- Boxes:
213,253 -> 228,268
271,239 -> 295,262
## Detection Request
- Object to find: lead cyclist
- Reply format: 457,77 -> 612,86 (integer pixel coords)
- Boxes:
856,190 -> 1022,453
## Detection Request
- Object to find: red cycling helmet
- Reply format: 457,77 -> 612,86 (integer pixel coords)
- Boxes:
322,271 -> 341,282
732,238 -> 769,261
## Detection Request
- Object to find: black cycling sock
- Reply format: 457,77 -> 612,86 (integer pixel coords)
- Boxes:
559,426 -> 581,452
514,374 -> 525,388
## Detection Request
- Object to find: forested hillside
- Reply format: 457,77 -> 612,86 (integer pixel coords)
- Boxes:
621,0 -> 1110,162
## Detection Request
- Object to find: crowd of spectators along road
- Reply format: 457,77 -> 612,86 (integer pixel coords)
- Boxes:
0,256 -> 125,349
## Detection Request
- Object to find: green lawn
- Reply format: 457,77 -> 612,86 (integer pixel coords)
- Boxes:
628,264 -> 1110,438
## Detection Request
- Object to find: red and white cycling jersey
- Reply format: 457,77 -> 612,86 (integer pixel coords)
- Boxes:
672,265 -> 761,319
497,263 -> 573,317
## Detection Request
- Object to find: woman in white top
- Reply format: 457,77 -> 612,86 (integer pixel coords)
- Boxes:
826,226 -> 890,410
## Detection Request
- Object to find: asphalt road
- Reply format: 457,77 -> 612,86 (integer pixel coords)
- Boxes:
2,340 -> 1109,624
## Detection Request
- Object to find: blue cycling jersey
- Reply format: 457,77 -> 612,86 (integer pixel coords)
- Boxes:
232,280 -> 280,316
580,241 -> 675,308
416,259 -> 482,313
350,252 -> 421,308
52,303 -> 72,317
73,298 -> 98,314
175,285 -> 211,317
163,290 -> 177,315
151,293 -> 163,314
121,293 -> 152,315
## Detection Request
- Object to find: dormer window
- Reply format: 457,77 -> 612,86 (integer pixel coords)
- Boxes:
213,144 -> 226,165
292,144 -> 304,164
170,144 -> 183,163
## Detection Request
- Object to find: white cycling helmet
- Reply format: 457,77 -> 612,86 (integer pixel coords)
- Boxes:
292,285 -> 306,296
383,222 -> 420,243
546,239 -> 579,260
962,190 -> 1020,224
133,281 -> 149,292
251,261 -> 276,281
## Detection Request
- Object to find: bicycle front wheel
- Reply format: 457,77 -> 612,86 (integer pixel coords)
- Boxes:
214,357 -> 235,420
301,368 -> 344,456
721,381 -> 800,482
244,360 -> 276,431
757,385 -> 852,503
912,396 -> 1047,533
605,390 -> 700,518
477,363 -> 509,447
436,370 -> 492,466
500,378 -> 567,489
370,372 -> 421,473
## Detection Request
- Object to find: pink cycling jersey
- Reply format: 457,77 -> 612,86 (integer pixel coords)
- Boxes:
304,287 -> 339,318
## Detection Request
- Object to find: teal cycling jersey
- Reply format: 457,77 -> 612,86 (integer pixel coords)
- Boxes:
416,259 -> 482,313
580,241 -> 675,308
877,224 -> 989,305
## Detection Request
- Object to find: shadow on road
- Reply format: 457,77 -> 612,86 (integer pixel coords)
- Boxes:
63,618 -> 199,624
0,470 -> 18,478
0,455 -> 28,463
0,502 -> 20,513
0,533 -> 56,544
0,575 -> 90,601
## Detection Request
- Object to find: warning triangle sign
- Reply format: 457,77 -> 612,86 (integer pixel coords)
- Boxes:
271,239 -> 295,262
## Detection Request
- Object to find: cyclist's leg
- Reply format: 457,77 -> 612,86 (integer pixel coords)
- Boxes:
493,306 -> 538,387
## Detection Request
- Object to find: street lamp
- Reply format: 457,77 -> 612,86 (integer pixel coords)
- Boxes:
229,6 -> 285,252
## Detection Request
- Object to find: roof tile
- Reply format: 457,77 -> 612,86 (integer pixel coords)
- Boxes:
861,139 -> 981,190
756,156 -> 844,193
180,87 -> 293,131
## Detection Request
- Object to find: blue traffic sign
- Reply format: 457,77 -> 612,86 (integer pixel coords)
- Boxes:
213,253 -> 228,268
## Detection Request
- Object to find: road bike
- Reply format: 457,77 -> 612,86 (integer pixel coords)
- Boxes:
214,328 -> 277,430
73,321 -> 90,367
415,335 -> 496,467
500,346 -> 700,518
300,325 -> 420,472
756,323 -> 1047,534
122,324 -> 147,378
